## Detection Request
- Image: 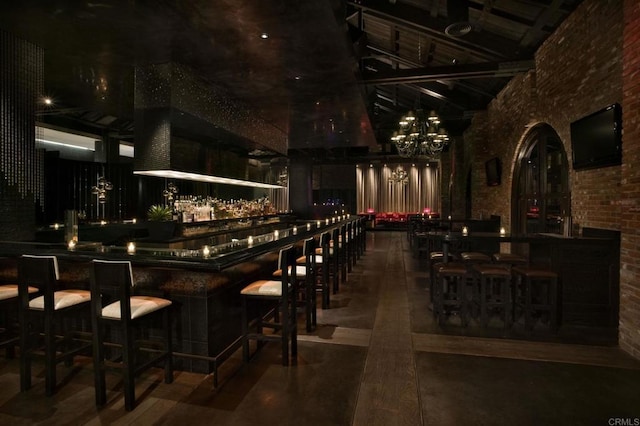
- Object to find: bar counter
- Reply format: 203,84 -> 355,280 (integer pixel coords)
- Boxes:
0,218 -> 361,374
415,228 -> 620,328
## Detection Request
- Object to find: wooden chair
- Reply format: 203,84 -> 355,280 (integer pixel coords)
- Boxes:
18,255 -> 92,396
90,259 -> 173,411
241,245 -> 297,366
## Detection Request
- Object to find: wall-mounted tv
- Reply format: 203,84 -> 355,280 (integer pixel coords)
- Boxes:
570,103 -> 622,171
485,157 -> 501,186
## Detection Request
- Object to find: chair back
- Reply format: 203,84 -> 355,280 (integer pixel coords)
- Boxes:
18,255 -> 58,312
90,260 -> 134,321
302,237 -> 316,268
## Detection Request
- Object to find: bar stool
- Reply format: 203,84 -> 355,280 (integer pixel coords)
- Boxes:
18,255 -> 92,396
472,264 -> 513,328
90,260 -> 173,411
338,225 -> 348,284
512,266 -> 559,332
279,237 -> 316,332
242,245 -> 297,366
1,284 -> 37,357
432,262 -> 469,326
492,253 -> 528,270
306,232 -> 331,309
428,252 -> 458,302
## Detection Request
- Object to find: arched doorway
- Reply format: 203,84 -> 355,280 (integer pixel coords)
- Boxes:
512,124 -> 570,235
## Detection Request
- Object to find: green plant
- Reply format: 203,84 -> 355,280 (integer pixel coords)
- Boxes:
147,204 -> 172,221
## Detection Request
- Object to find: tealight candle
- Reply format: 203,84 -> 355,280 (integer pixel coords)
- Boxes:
132,218 -> 137,224
317,220 -> 321,228
307,223 -> 311,231
274,230 -> 279,239
500,227 -> 506,236
68,240 -> 76,250
462,226 -> 468,236
202,245 -> 210,257
248,236 -> 254,246
127,242 -> 136,254
325,218 -> 329,225
293,226 -> 298,235
54,223 -> 60,230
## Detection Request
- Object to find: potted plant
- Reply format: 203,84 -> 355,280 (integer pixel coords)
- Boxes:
146,205 -> 176,240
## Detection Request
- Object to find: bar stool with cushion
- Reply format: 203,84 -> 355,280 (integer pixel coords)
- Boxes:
492,253 -> 528,270
512,266 -> 559,332
90,259 -> 173,411
278,237 -> 316,332
428,251 -> 458,302
242,245 -> 297,366
303,232 -> 331,309
18,255 -> 92,396
472,264 -> 513,328
1,284 -> 37,357
432,262 -> 469,326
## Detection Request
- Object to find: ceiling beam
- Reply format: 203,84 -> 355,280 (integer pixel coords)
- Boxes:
347,0 -> 525,61
361,60 -> 535,85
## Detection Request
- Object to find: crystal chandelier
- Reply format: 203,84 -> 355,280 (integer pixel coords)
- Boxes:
162,182 -> 179,201
390,110 -> 449,158
389,167 -> 409,185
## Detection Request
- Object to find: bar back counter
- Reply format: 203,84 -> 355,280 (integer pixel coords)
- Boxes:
0,217 -> 358,375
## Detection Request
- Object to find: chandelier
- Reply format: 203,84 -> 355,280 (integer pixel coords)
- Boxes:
389,167 -> 409,185
163,182 -> 179,201
390,110 -> 449,158
91,176 -> 113,204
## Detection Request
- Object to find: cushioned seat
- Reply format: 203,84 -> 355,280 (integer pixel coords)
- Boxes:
90,260 -> 173,411
18,255 -> 92,396
241,245 -> 297,366
472,264 -> 513,328
512,266 -> 559,332
432,262 -> 469,327
1,285 -> 37,358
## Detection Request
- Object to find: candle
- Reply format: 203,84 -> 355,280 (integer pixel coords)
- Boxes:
307,223 -> 311,231
500,227 -> 506,236
202,245 -> 210,257
317,220 -> 321,228
248,236 -> 254,246
293,226 -> 298,235
127,242 -> 136,254
462,226 -> 468,236
325,218 -> 329,225
274,230 -> 279,239
67,240 -> 76,250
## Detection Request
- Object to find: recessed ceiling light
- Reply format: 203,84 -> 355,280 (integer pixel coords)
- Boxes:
260,32 -> 269,39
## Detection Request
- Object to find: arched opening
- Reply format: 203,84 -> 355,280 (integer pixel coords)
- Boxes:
512,124 -> 570,235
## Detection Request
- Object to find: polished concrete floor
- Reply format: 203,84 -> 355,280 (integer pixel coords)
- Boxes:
1,231 -> 639,425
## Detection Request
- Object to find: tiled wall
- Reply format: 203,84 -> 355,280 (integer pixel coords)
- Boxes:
0,31 -> 43,241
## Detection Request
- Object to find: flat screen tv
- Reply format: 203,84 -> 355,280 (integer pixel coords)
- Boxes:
570,103 -> 622,171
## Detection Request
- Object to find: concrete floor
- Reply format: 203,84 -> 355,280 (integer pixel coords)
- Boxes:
1,231 -> 639,425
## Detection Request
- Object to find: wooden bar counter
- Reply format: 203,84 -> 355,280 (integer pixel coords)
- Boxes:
0,219 -> 357,374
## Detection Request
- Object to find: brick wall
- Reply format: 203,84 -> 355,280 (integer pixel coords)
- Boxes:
620,0 -> 640,358
459,0 -> 640,358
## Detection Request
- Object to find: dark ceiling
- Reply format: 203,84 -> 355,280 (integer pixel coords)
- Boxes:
0,0 -> 583,161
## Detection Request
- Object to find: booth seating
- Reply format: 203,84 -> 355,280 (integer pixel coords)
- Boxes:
241,245 -> 298,366
512,266 -> 559,332
18,255 -> 92,396
277,237 -> 316,332
90,260 -> 173,411
432,262 -> 469,326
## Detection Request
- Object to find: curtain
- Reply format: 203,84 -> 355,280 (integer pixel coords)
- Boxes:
356,162 -> 440,214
